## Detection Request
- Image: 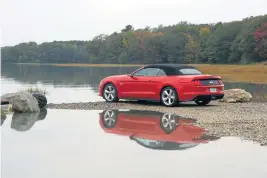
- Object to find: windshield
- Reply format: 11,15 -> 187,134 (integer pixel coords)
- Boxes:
133,138 -> 164,148
178,68 -> 202,75
131,137 -> 199,150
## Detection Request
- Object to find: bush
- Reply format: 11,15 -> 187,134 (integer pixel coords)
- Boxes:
25,87 -> 48,95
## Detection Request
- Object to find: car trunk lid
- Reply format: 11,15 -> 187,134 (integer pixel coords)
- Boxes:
191,75 -> 223,86
177,74 -> 223,86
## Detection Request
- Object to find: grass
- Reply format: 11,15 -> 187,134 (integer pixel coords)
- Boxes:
25,87 -> 48,95
14,63 -> 267,84
193,64 -> 267,84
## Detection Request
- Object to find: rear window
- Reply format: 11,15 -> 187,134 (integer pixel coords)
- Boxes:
178,68 -> 202,75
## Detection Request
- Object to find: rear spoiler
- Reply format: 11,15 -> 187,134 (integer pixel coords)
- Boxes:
192,75 -> 222,80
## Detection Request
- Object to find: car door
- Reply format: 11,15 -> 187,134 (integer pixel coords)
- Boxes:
119,67 -> 160,99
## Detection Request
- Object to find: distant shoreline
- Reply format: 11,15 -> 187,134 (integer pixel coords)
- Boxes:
10,63 -> 267,84
14,63 -> 144,67
13,62 -> 266,67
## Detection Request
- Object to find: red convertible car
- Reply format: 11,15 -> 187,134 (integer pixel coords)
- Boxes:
99,64 -> 224,106
99,109 -> 213,150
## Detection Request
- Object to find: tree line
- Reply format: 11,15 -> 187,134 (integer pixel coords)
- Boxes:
1,14 -> 267,64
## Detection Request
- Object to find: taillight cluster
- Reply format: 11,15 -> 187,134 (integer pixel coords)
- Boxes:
192,80 -> 201,86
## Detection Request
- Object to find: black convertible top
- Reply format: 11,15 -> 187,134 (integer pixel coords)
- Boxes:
142,63 -> 200,76
144,63 -> 197,69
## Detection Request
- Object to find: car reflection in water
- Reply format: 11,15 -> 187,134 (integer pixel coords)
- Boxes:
99,109 -> 219,150
1,108 -> 48,132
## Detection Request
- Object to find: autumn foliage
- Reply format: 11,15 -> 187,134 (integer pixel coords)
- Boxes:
1,15 -> 267,64
254,22 -> 267,59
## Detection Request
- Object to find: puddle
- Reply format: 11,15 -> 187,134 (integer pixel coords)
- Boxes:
1,109 -> 267,178
99,109 -> 218,150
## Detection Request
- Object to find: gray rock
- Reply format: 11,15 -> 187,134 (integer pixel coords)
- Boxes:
1,92 -> 40,112
11,108 -> 47,131
219,88 -> 252,103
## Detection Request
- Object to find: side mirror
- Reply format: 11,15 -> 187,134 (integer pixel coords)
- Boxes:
127,74 -> 134,78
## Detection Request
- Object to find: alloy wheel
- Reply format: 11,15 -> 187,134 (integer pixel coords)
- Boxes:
161,113 -> 178,133
161,87 -> 177,106
103,84 -> 118,102
103,110 -> 116,128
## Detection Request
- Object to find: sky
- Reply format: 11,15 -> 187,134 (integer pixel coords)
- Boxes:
1,0 -> 267,47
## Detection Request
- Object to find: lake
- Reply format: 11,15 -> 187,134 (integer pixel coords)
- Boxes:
1,63 -> 267,103
1,64 -> 267,178
1,109 -> 267,178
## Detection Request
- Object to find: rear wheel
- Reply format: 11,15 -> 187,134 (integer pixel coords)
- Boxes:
103,83 -> 119,102
195,99 -> 211,106
160,113 -> 178,133
160,86 -> 179,107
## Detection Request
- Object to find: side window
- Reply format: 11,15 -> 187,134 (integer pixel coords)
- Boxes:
133,68 -> 160,76
178,68 -> 202,75
157,69 -> 167,76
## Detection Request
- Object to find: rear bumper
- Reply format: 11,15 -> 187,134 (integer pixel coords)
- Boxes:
193,94 -> 224,101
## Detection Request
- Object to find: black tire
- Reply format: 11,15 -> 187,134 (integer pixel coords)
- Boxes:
160,113 -> 178,134
160,86 -> 179,107
195,99 -> 211,106
101,110 -> 118,128
102,83 -> 119,102
32,93 -> 47,108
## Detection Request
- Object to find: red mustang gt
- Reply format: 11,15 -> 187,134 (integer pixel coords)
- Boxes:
99,64 -> 224,106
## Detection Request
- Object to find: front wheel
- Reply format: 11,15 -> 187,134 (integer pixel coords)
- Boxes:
160,86 -> 179,107
195,99 -> 211,106
103,83 -> 119,102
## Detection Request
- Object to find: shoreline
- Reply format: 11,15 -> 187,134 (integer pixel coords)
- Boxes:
9,62 -> 267,84
14,63 -> 144,67
46,101 -> 267,145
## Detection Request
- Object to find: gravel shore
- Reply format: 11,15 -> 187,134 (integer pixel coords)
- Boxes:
47,101 -> 267,145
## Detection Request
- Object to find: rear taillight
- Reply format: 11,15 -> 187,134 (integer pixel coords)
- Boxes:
192,80 -> 201,86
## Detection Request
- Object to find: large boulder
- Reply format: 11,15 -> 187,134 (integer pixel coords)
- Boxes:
219,88 -> 252,103
1,91 -> 40,112
11,108 -> 47,132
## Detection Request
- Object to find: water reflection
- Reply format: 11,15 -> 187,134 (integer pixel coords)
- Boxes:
2,108 -> 47,131
99,109 -> 219,150
1,109 -> 267,178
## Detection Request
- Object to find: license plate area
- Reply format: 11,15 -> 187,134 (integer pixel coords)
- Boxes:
210,88 -> 217,92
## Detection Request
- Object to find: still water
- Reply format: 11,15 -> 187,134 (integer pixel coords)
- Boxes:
1,109 -> 267,178
1,64 -> 267,103
1,64 -> 267,177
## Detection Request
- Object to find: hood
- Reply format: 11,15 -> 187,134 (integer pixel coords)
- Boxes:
104,74 -> 128,80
